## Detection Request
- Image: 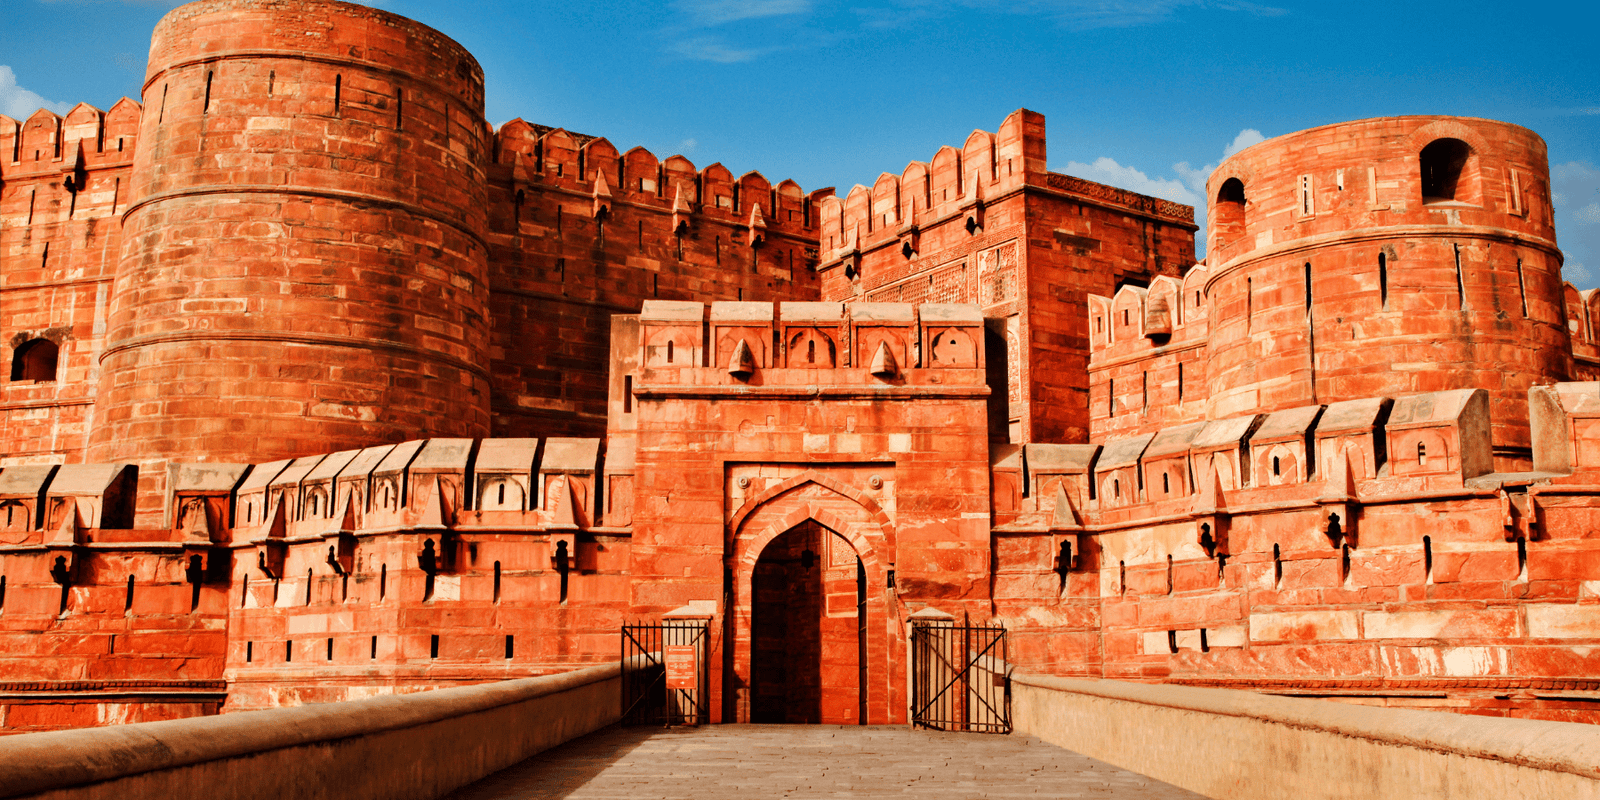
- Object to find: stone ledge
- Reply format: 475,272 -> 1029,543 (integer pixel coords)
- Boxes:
1012,673 -> 1600,781
0,661 -> 624,799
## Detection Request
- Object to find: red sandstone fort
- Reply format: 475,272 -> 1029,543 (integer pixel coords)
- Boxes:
3,0 -> 1598,734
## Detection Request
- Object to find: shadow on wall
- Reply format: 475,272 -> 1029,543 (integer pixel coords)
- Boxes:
441,726 -> 659,800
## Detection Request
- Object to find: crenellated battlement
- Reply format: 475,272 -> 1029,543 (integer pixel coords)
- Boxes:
491,122 -> 823,241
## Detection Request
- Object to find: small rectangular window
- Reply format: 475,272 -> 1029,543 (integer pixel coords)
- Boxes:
1298,175 -> 1315,216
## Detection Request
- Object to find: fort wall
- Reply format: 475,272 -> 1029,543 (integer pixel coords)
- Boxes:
481,123 -> 823,439
5,0 -> 1600,736
0,101 -> 140,466
815,110 -> 1197,445
87,0 -> 495,507
1202,117 -> 1569,469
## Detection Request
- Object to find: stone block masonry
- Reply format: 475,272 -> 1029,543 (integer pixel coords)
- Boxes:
5,0 -> 1600,736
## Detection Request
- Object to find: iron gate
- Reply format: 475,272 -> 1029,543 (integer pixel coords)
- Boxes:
910,618 -> 1010,733
621,619 -> 709,725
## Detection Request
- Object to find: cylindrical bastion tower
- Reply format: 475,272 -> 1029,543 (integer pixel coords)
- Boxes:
88,0 -> 492,466
1203,116 -> 1568,467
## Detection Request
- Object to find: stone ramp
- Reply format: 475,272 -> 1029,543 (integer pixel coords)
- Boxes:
444,724 -> 1204,799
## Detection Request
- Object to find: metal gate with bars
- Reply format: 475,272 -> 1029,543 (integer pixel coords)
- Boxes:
621,619 -> 709,725
910,618 -> 1010,733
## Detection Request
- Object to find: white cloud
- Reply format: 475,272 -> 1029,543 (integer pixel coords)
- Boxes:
1057,127 -> 1270,260
1553,162 -> 1600,290
0,65 -> 71,121
1222,128 -> 1265,157
1061,157 -> 1200,206
673,0 -> 811,26
670,36 -> 772,63
679,138 -> 698,153
957,0 -> 1286,29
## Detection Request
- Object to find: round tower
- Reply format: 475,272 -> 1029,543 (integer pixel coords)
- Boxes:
88,0 -> 491,466
1203,116 -> 1568,468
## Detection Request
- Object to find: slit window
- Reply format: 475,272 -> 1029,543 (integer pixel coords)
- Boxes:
1379,252 -> 1388,309
1517,259 -> 1528,318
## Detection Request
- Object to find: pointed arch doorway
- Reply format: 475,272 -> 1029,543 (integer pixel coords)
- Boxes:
749,519 -> 866,724
727,472 -> 898,725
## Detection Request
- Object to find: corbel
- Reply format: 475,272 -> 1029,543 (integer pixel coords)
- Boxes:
253,500 -> 288,579
176,496 -> 218,577
322,494 -> 359,575
897,205 -> 920,258
747,203 -> 767,247
959,172 -> 985,234
670,185 -> 692,234
43,497 -> 83,581
727,339 -> 756,378
1501,488 -> 1541,542
1192,467 -> 1230,559
591,169 -> 612,219
1314,451 -> 1360,549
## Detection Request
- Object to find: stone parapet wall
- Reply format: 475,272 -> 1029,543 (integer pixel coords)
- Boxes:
0,661 -> 625,800
1013,674 -> 1600,799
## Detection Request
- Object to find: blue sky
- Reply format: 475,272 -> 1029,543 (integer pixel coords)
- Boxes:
3,0 -> 1596,285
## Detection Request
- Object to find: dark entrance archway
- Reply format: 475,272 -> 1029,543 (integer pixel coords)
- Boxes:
750,519 -> 865,724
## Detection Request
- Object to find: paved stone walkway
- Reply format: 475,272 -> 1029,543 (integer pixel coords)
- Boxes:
444,724 -> 1204,799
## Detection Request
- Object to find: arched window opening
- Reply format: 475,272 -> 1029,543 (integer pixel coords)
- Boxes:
1273,456 -> 1281,477
1213,177 -> 1246,244
1420,138 -> 1472,202
1218,177 -> 1245,205
11,338 -> 58,382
